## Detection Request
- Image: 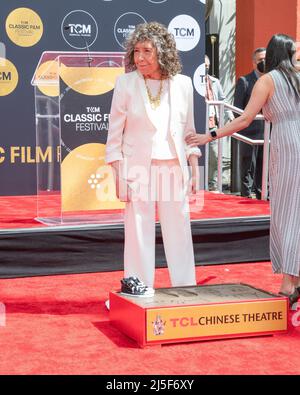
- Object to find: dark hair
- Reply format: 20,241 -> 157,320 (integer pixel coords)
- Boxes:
252,47 -> 266,59
265,33 -> 300,99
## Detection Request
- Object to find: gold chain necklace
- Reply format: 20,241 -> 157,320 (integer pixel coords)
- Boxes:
144,78 -> 163,110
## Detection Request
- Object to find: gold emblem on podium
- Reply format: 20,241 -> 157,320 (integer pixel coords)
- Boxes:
61,143 -> 124,211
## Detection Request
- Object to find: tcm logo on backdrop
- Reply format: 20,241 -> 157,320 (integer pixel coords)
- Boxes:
193,63 -> 206,97
168,15 -> 201,52
0,58 -> 19,96
5,7 -> 43,47
61,10 -> 98,49
0,71 -> 11,81
114,12 -> 147,49
68,24 -> 91,35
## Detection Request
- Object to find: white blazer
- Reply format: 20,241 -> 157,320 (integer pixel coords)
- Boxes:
105,70 -> 201,191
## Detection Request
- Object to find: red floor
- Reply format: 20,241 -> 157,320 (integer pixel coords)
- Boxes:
0,262 -> 299,375
0,192 -> 270,229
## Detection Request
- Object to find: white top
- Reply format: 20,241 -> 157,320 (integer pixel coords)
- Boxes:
146,79 -> 177,160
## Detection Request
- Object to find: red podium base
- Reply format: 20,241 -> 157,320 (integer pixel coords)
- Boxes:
109,283 -> 288,347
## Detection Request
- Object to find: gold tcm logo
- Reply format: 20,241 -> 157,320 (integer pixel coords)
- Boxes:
0,58 -> 18,96
6,7 -> 43,47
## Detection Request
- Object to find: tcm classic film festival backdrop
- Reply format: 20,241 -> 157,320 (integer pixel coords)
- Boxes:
0,0 -> 206,215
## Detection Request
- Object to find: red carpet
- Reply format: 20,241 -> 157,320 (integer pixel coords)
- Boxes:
0,192 -> 270,229
0,262 -> 299,375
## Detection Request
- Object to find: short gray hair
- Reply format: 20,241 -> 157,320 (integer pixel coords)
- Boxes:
124,21 -> 182,77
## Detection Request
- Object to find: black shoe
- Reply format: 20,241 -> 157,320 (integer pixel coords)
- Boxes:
290,287 -> 300,305
120,277 -> 155,297
130,277 -> 155,296
279,289 -> 300,308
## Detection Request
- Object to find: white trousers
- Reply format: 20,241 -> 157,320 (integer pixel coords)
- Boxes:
124,159 -> 196,288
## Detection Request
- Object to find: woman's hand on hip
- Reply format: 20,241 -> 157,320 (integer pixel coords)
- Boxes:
185,132 -> 211,146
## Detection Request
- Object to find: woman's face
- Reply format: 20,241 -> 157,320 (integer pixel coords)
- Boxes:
134,40 -> 161,79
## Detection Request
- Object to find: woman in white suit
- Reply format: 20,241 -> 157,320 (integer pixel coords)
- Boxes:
105,22 -> 201,293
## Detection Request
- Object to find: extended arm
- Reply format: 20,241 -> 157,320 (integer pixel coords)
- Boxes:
186,74 -> 273,146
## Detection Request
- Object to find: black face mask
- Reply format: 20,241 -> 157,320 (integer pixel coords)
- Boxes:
257,59 -> 265,73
